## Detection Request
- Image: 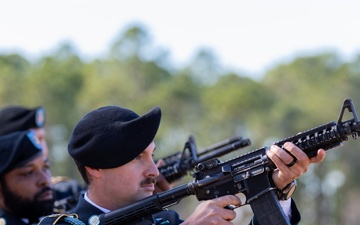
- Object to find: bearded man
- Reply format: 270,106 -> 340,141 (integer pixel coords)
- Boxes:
0,130 -> 54,224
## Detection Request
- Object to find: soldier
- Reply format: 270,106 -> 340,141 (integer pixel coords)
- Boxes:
0,130 -> 53,224
0,106 -> 47,155
38,105 -> 326,225
0,106 -> 85,213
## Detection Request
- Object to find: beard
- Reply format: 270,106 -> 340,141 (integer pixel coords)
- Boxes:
0,180 -> 55,223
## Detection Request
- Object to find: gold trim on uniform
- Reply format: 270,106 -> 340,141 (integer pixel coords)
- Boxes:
38,213 -> 79,225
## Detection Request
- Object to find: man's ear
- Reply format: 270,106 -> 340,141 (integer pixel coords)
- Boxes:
85,167 -> 101,178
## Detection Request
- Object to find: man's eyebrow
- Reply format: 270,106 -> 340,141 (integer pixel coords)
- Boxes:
16,163 -> 35,171
20,157 -> 50,168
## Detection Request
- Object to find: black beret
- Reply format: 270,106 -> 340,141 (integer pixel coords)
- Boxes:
0,130 -> 43,176
68,106 -> 161,169
0,106 -> 46,135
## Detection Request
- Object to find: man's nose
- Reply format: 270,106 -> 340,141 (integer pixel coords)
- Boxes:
147,160 -> 160,177
37,170 -> 52,187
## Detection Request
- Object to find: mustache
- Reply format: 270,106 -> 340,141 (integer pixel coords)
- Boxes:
140,177 -> 157,186
34,186 -> 54,200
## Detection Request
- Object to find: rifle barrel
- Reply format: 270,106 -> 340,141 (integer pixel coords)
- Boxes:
198,136 -> 243,156
196,138 -> 251,165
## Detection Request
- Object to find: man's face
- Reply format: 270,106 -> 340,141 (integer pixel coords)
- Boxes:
93,142 -> 160,210
0,154 -> 54,221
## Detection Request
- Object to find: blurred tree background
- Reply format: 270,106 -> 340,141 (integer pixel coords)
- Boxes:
1,23 -> 360,225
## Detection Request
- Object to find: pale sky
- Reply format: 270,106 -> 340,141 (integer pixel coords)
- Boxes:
1,0 -> 359,78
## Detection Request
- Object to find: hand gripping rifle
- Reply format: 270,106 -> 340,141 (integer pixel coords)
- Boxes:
158,135 -> 251,183
99,99 -> 360,225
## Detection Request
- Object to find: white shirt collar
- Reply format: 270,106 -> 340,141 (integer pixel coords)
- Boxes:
84,192 -> 111,213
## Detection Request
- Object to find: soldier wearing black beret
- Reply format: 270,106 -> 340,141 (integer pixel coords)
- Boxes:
0,106 -> 45,134
0,105 -> 85,213
38,105 -> 326,225
39,105 -> 184,225
0,130 -> 54,225
0,106 -> 48,156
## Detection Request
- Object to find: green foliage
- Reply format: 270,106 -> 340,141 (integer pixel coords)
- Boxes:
0,54 -> 31,104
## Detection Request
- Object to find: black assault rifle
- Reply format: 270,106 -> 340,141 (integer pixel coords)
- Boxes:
159,135 -> 251,183
100,99 -> 360,225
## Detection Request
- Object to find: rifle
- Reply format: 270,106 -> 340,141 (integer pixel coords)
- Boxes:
99,99 -> 360,225
159,135 -> 251,183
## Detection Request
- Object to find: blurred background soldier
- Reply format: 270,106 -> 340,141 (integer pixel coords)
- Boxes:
51,176 -> 84,213
0,130 -> 54,224
0,106 -> 84,213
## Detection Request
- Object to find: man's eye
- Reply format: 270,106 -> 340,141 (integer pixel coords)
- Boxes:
43,164 -> 51,172
21,171 -> 34,177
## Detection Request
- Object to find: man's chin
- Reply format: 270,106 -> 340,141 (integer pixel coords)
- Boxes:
144,192 -> 154,198
136,192 -> 154,202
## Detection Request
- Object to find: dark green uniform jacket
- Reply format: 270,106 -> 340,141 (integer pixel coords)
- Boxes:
39,194 -> 182,225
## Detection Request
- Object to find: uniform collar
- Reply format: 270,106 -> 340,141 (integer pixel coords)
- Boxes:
83,192 -> 110,213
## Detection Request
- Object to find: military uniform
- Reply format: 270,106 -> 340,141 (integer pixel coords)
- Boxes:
0,209 -> 32,225
39,194 -> 300,225
39,194 -> 182,225
38,106 -> 302,225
